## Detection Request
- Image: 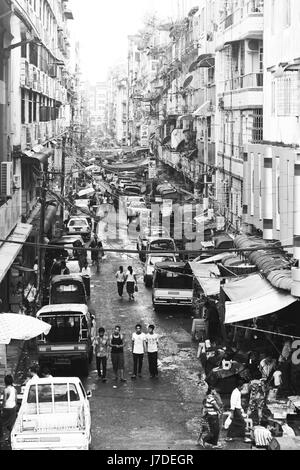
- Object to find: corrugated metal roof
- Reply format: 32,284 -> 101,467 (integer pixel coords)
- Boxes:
234,235 -> 293,293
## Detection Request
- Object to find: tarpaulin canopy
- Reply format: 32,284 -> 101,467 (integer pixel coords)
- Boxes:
223,274 -> 298,324
189,262 -> 220,296
0,223 -> 32,284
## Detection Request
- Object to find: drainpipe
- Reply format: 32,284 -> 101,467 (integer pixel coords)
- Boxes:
291,153 -> 300,297
263,147 -> 273,240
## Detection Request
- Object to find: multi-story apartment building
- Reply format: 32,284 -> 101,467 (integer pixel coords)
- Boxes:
106,65 -> 128,145
0,0 -> 75,312
244,0 -> 300,254
215,0 -> 264,230
84,81 -> 107,136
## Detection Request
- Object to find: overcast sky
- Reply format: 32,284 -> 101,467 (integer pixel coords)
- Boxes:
69,0 -> 194,83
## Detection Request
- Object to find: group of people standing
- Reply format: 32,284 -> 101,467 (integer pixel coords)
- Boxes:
93,324 -> 159,382
115,266 -> 138,301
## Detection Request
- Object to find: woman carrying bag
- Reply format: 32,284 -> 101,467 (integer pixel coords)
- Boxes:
125,266 -> 138,301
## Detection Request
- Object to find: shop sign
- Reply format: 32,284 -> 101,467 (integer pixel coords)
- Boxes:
141,124 -> 149,147
148,160 -> 156,179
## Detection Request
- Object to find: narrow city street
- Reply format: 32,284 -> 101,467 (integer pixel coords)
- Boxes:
84,206 -> 204,450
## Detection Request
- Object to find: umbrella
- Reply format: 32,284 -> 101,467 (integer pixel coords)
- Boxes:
0,313 -> 51,345
208,361 -> 246,380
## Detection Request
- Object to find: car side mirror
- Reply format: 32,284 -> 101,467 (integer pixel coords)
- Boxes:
86,390 -> 92,399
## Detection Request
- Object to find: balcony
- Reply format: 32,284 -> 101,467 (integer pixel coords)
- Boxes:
217,0 -> 264,49
0,193 -> 22,240
221,73 -> 263,109
198,142 -> 216,166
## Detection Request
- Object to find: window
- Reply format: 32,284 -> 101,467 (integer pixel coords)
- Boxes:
271,80 -> 276,115
271,0 -> 276,35
276,73 -> 298,116
33,93 -> 37,122
285,0 -> 291,27
28,90 -> 33,124
21,89 -> 26,124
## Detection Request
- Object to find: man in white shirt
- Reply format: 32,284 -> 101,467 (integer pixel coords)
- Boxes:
146,324 -> 159,378
131,324 -> 146,379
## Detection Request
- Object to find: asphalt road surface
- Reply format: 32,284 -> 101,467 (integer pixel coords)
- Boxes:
83,204 -> 205,450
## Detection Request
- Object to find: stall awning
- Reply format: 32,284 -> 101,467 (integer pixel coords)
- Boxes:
44,204 -> 57,234
223,274 -> 298,324
197,54 -> 215,68
0,223 -> 32,284
189,262 -> 221,296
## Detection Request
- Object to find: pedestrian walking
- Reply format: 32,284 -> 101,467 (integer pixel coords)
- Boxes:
131,324 -> 146,379
94,327 -> 109,382
0,375 -> 17,444
125,266 -> 138,301
81,260 -> 91,298
115,266 -> 126,298
145,324 -> 159,378
226,378 -> 251,443
109,326 -> 126,382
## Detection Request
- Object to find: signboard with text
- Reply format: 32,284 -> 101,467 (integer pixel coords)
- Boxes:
148,160 -> 157,179
140,124 -> 149,148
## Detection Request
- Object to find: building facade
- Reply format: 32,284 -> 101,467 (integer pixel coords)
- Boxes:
244,0 -> 300,251
0,0 -> 76,312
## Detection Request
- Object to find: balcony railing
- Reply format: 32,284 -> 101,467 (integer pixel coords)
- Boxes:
223,0 -> 264,30
224,73 -> 263,92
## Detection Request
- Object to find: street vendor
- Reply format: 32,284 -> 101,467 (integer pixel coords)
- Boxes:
259,354 -> 277,381
247,378 -> 268,425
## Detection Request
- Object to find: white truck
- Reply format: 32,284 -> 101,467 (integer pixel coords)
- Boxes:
152,262 -> 194,311
11,377 -> 92,450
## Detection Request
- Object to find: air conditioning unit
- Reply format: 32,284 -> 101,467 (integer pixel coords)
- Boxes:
0,162 -> 13,197
247,39 -> 259,52
13,175 -> 21,189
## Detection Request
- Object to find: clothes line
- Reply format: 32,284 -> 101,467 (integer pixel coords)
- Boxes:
231,324 -> 300,341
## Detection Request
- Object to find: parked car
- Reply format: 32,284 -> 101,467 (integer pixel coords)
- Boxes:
146,237 -> 177,254
48,235 -> 85,261
11,377 -> 92,450
127,200 -> 147,219
123,184 -> 142,196
49,275 -> 87,305
144,253 -> 177,287
67,216 -> 92,241
137,226 -> 170,261
36,304 -> 95,375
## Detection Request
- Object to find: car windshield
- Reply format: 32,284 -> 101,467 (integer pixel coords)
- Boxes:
149,256 -> 175,265
154,271 -> 193,289
69,219 -> 88,227
40,314 -> 87,343
149,240 -> 175,251
27,383 -> 80,405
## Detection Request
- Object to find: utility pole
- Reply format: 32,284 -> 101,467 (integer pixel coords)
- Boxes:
203,124 -> 209,211
61,134 -> 66,224
38,161 -> 48,305
127,48 -> 131,147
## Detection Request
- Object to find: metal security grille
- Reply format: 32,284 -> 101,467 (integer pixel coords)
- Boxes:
252,108 -> 263,143
276,72 -> 299,116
